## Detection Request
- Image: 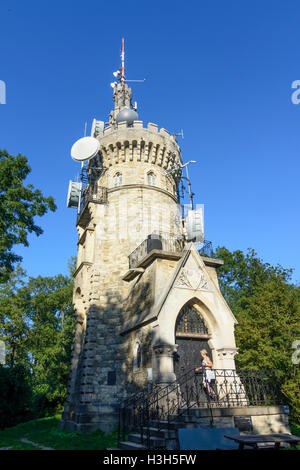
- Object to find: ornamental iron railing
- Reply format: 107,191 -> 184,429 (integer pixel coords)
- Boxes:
118,367 -> 284,449
128,236 -> 219,269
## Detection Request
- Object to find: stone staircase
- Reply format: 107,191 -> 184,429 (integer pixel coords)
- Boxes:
118,420 -> 179,450
114,408 -> 232,450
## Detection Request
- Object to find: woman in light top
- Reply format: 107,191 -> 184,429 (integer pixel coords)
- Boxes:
195,349 -> 215,399
195,349 -> 213,371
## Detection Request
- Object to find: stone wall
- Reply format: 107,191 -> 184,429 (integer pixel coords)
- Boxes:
174,406 -> 291,435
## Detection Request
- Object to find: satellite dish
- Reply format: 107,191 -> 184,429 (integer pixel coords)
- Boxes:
71,136 -> 100,162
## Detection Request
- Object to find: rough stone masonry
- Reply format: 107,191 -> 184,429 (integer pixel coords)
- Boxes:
60,78 -> 242,434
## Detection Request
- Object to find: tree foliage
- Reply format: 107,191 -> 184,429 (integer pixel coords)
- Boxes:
0,364 -> 33,429
215,246 -> 300,423
0,150 -> 56,283
0,265 -> 75,420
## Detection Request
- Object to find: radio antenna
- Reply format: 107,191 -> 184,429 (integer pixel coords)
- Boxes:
111,38 -> 146,88
173,129 -> 184,139
121,37 -> 125,86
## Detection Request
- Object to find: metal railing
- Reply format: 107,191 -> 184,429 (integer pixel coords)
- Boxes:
197,240 -> 213,258
118,367 -> 284,448
77,184 -> 107,220
128,232 -> 184,269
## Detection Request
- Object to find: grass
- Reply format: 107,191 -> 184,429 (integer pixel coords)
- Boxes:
1,415 -> 299,451
0,415 -> 118,450
290,424 -> 300,438
277,423 -> 300,450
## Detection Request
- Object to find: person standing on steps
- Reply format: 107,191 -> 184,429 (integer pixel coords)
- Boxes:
195,349 -> 216,399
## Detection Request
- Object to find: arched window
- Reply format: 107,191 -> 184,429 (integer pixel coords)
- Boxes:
147,172 -> 156,186
176,305 -> 208,335
114,172 -> 122,187
75,287 -> 81,299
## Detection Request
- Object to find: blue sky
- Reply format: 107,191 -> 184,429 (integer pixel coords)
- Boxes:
0,0 -> 299,283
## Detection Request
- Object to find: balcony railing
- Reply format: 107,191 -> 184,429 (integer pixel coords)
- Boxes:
77,184 -> 107,225
197,240 -> 213,258
128,232 -> 184,269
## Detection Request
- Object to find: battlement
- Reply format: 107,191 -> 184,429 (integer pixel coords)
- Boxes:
97,121 -> 182,170
102,121 -> 177,141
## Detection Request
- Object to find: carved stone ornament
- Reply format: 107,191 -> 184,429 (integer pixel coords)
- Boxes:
153,344 -> 177,357
175,268 -> 210,291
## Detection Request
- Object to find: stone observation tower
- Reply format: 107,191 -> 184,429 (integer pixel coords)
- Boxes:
61,40 -> 239,433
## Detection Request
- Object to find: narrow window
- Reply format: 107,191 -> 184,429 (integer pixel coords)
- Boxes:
114,172 -> 122,187
136,344 -> 142,368
107,371 -> 116,385
147,172 -> 156,186
133,343 -> 142,370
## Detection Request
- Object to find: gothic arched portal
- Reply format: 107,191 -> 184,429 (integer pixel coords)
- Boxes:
173,303 -> 212,378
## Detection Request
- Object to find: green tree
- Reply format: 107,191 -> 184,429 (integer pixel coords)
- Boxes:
215,246 -> 300,423
0,265 -> 30,367
0,364 -> 33,429
0,265 -> 75,416
25,274 -> 75,406
0,150 -> 56,283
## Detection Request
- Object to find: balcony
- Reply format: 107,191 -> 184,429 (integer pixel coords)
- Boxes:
128,232 -> 185,270
77,184 -> 108,227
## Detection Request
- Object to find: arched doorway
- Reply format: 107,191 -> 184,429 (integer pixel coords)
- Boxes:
173,303 -> 212,378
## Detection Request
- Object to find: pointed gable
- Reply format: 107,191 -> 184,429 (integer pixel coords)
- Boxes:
121,243 -> 237,336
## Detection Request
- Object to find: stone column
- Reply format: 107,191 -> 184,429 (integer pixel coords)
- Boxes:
216,347 -> 238,370
152,344 -> 178,384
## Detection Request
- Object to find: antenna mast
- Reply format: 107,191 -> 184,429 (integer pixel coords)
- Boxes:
121,37 -> 125,86
111,38 -> 146,87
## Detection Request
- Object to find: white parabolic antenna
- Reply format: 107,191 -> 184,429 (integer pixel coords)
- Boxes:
71,136 -> 100,162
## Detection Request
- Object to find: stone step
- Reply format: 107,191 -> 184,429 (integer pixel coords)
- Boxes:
142,426 -> 177,438
119,441 -> 147,450
128,433 -> 165,448
149,420 -> 179,430
170,414 -> 210,424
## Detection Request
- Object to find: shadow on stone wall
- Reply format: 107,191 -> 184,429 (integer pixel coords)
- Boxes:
61,287 -> 158,432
